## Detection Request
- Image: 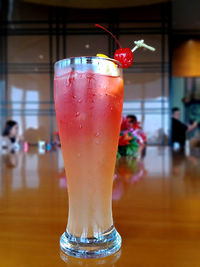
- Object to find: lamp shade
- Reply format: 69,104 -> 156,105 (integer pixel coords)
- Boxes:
173,40 -> 200,77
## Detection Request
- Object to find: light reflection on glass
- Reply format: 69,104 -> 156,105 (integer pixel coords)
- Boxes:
11,86 -> 39,138
143,97 -> 169,144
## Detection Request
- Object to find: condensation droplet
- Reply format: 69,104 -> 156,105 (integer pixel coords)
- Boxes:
95,132 -> 100,137
78,99 -> 82,103
75,112 -> 80,117
110,107 -> 113,111
77,153 -> 81,157
79,124 -> 83,129
95,140 -> 100,145
65,79 -> 69,87
72,95 -> 77,99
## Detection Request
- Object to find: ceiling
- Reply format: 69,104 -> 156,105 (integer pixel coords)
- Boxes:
172,0 -> 200,30
23,0 -> 168,9
23,0 -> 200,31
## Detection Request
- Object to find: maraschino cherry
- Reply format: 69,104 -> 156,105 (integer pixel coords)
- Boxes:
95,24 -> 133,69
114,47 -> 133,69
95,24 -> 155,69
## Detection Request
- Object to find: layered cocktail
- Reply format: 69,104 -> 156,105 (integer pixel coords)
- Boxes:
54,57 -> 123,258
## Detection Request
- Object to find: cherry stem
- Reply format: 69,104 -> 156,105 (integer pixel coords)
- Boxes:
95,24 -> 122,49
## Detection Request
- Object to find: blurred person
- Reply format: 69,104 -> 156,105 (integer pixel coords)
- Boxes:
172,107 -> 197,149
53,131 -> 61,147
126,114 -> 137,130
1,120 -> 23,152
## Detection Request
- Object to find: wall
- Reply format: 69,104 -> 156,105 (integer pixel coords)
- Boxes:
0,2 -> 171,144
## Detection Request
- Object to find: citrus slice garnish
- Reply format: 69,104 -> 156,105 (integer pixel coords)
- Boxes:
96,53 -> 119,76
96,53 -> 109,59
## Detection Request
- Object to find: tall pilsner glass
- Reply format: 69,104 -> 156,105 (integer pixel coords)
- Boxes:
54,57 -> 123,258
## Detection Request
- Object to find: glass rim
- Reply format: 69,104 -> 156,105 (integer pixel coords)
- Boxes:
54,56 -> 122,70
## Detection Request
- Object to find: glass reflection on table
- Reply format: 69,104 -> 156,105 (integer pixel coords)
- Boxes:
60,248 -> 121,266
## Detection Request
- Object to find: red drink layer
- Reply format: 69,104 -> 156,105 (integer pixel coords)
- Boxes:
54,70 -> 123,237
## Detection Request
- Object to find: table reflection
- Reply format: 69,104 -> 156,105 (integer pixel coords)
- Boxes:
172,151 -> 200,195
1,146 -> 200,198
1,146 -> 200,266
113,157 -> 146,200
172,151 -> 200,175
56,155 -> 146,200
2,152 -> 19,168
1,149 -> 39,191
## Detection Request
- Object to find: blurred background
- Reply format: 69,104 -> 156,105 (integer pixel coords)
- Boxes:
0,0 -> 200,146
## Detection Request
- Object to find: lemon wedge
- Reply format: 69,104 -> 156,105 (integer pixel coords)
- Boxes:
96,53 -> 109,59
96,54 -> 119,76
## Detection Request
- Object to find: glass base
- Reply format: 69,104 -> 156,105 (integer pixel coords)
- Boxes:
60,225 -> 122,259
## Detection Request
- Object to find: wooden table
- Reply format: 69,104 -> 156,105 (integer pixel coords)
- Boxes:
1,147 -> 200,267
